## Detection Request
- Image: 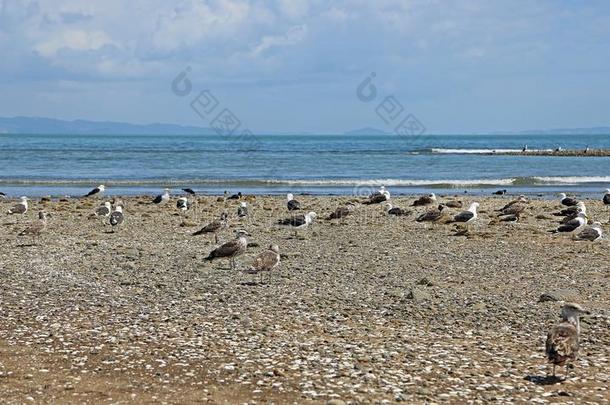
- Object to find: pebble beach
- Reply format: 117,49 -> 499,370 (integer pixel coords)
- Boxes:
1,194 -> 609,403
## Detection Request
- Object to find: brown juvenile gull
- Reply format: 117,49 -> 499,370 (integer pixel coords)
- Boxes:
412,193 -> 437,206
278,211 -> 317,236
551,212 -> 587,233
326,204 -> 355,220
192,212 -> 228,243
286,193 -> 300,211
545,302 -> 590,379
559,192 -> 578,207
83,184 -> 105,198
109,205 -> 124,232
19,211 -> 48,244
243,244 -> 280,283
416,204 -> 447,223
602,188 -> 610,205
7,196 -> 28,215
573,222 -> 603,242
444,200 -> 463,208
204,229 -> 249,270
152,188 -> 170,205
497,202 -> 527,217
383,202 -> 410,216
499,213 -> 520,223
496,195 -> 528,212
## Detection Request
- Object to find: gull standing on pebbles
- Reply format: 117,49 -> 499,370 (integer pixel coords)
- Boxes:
177,196 -> 191,212
19,211 -> 49,244
416,204 -> 448,223
326,204 -> 355,220
83,184 -> 105,198
94,202 -> 112,218
545,302 -> 590,379
552,212 -> 587,234
152,188 -> 170,205
286,193 -> 300,211
243,244 -> 281,283
109,205 -> 124,232
278,211 -> 317,237
559,193 -> 578,207
192,212 -> 228,243
204,229 -> 249,270
8,196 -> 28,215
496,195 -> 528,212
237,201 -> 248,218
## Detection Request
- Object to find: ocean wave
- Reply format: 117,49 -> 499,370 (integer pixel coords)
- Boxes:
1,176 -> 607,188
429,148 -> 554,154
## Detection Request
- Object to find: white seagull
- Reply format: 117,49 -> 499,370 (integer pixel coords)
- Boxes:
152,188 -> 170,205
237,201 -> 248,217
573,222 -> 603,242
109,205 -> 124,232
286,193 -> 301,211
83,184 -> 105,198
8,196 -> 28,215
176,196 -> 191,212
553,212 -> 587,233
278,211 -> 317,236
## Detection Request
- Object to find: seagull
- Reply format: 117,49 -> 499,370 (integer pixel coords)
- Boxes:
444,200 -> 463,208
152,188 -> 170,205
450,202 -> 479,224
552,212 -> 587,233
228,191 -> 242,200
412,193 -> 437,206
497,201 -> 527,217
278,211 -> 317,236
493,189 -> 507,195
416,204 -> 448,223
363,188 -> 390,205
383,202 -> 410,216
326,204 -> 355,220
499,213 -> 520,223
182,188 -> 196,196
176,196 -> 191,212
243,244 -> 281,283
83,184 -> 105,198
8,196 -> 28,215
603,189 -> 610,205
573,222 -> 603,242
94,202 -> 112,219
559,193 -> 578,207
192,212 -> 228,243
18,211 -> 48,244
545,302 -> 590,379
0,191 -> 6,199
496,195 -> 528,212
554,202 -> 586,218
204,229 -> 249,270
109,205 -> 124,232
286,193 -> 301,211
237,201 -> 248,217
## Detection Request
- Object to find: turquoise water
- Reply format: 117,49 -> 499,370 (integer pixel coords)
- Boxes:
1,133 -> 609,197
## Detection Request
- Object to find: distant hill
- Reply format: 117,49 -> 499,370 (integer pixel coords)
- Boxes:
0,116 -> 217,135
344,127 -> 389,136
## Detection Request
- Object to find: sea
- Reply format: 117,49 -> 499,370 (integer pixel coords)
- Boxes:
1,133 -> 609,198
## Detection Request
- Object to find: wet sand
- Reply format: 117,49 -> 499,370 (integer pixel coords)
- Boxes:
1,195 -> 609,403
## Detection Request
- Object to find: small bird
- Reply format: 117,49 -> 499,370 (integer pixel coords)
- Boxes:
278,211 -> 317,236
109,205 -> 124,231
545,303 -> 590,379
19,211 -> 48,244
152,188 -> 170,205
412,193 -> 437,206
573,222 -> 603,242
228,191 -> 242,200
552,212 -> 587,233
384,202 -> 410,216
83,184 -> 105,198
176,196 -> 191,212
243,244 -> 281,284
192,212 -> 228,243
286,193 -> 301,211
182,188 -> 196,196
450,202 -> 479,224
559,192 -> 578,207
204,229 -> 249,270
416,204 -> 447,223
603,189 -> 610,205
237,201 -> 248,217
493,189 -> 507,195
363,187 -> 390,205
94,202 -> 112,219
8,196 -> 28,215
326,204 -> 355,220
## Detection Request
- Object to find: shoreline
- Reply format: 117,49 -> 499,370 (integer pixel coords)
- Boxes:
488,149 -> 610,156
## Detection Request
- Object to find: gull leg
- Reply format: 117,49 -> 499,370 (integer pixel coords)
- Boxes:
214,233 -> 218,244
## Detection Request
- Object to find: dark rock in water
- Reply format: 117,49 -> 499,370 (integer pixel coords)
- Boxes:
539,289 -> 580,303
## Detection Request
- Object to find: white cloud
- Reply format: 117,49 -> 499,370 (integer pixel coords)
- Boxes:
249,24 -> 308,57
35,29 -> 116,57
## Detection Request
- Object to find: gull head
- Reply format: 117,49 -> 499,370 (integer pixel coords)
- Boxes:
240,201 -> 247,207
561,302 -> 590,320
286,193 -> 294,201
429,193 -> 436,200
469,202 -> 480,211
20,196 -> 28,202
104,201 -> 112,209
383,202 -> 393,212
559,192 -> 567,199
306,211 -> 317,221
235,229 -> 249,237
114,205 -> 123,213
98,185 -> 106,191
605,188 -> 610,194
269,244 -> 280,254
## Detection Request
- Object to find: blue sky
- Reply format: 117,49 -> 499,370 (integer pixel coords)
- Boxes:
1,0 -> 610,133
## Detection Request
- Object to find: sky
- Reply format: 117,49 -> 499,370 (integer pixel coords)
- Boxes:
1,0 -> 610,134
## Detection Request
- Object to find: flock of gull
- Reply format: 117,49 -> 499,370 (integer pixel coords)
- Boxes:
2,184 -> 609,380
